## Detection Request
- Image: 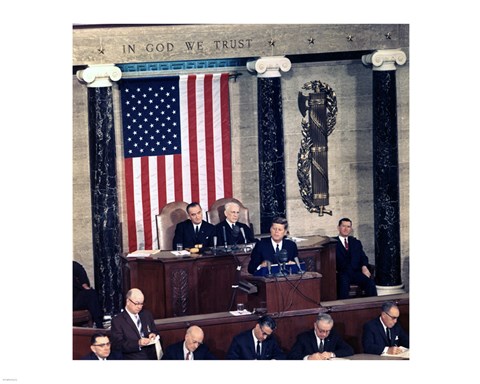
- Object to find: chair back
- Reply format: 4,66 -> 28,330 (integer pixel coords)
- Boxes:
206,197 -> 251,229
156,201 -> 189,250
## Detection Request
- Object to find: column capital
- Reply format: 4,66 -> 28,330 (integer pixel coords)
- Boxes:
247,56 -> 292,78
362,49 -> 407,71
76,64 -> 122,87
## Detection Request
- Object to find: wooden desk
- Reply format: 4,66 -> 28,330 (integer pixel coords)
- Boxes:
333,353 -> 408,360
240,272 -> 322,313
73,293 -> 409,360
121,236 -> 337,318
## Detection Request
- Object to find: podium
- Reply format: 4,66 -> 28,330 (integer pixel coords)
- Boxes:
240,271 -> 322,313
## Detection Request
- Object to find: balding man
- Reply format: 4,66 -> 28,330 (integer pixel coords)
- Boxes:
110,288 -> 160,360
162,325 -> 217,360
214,201 -> 256,246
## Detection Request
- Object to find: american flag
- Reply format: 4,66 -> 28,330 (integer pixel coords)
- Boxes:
120,73 -> 232,252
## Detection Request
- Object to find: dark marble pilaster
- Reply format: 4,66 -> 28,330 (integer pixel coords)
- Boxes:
247,57 -> 292,233
77,65 -> 123,315
363,50 -> 407,293
257,77 -> 286,233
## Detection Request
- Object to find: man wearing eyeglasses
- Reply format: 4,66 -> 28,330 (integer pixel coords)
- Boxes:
162,325 -> 217,360
287,313 -> 354,360
110,288 -> 161,360
226,315 -> 286,360
362,301 -> 409,355
81,333 -> 122,360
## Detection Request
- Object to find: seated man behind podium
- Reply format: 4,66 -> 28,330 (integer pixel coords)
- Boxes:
215,201 -> 256,246
288,313 -> 354,360
362,301 -> 409,355
247,217 -> 298,275
172,202 -> 215,249
335,217 -> 377,299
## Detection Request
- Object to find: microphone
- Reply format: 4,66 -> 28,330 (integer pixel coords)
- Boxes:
222,226 -> 228,250
231,224 -> 240,250
278,249 -> 288,275
294,256 -> 304,274
266,260 -> 272,277
239,227 -> 247,245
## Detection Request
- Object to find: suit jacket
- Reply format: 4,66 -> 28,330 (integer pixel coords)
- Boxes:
110,309 -> 159,360
362,317 -> 409,355
81,351 -> 123,360
335,236 -> 370,274
172,219 -> 215,249
226,329 -> 286,360
215,220 -> 256,246
248,237 -> 298,274
287,329 -> 354,359
161,340 -> 217,360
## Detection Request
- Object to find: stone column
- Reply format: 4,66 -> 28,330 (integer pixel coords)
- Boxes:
247,56 -> 292,233
76,64 -> 124,316
362,49 -> 407,295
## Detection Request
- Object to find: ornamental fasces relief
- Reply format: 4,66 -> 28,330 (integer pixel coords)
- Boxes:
297,80 -> 337,216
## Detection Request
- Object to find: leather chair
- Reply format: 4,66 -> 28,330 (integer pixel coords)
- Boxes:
73,309 -> 92,327
155,201 -> 189,250
206,197 -> 252,231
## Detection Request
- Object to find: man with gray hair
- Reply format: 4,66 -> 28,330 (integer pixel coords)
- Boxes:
288,312 -> 354,360
214,201 -> 256,246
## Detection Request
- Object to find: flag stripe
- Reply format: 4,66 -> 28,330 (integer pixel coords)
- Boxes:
120,74 -> 232,252
220,73 -> 233,199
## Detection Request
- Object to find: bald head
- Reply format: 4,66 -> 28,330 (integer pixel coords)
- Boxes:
185,325 -> 204,352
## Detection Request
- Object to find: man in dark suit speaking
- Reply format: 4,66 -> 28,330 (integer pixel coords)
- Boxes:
248,217 -> 298,274
172,202 -> 215,249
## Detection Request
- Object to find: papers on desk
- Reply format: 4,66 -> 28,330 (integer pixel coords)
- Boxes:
127,250 -> 160,257
383,346 -> 409,358
229,310 -> 252,316
171,250 -> 190,256
288,236 -> 307,242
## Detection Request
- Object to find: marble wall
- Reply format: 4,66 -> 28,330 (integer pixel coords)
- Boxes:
72,55 -> 409,292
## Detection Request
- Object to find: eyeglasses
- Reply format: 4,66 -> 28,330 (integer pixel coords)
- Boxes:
128,298 -> 144,306
384,311 -> 399,320
316,329 -> 331,334
93,342 -> 111,348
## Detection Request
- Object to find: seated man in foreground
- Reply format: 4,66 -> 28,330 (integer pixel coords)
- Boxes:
288,313 -> 354,360
362,301 -> 409,355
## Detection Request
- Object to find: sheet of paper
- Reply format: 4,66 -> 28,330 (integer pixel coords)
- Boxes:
229,310 -> 252,316
170,250 -> 191,256
147,334 -> 160,346
383,346 -> 409,358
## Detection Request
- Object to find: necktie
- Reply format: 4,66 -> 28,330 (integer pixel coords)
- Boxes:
344,238 -> 349,250
276,244 -> 280,254
319,339 -> 324,352
256,340 -> 261,359
135,315 -> 142,335
386,328 -> 392,346
195,225 -> 199,235
186,351 -> 190,360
